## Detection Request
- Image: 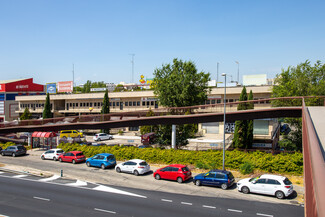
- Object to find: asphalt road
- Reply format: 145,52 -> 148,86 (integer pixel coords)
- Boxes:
0,149 -> 303,206
0,174 -> 304,217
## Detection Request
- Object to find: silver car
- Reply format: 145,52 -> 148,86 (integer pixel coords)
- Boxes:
93,133 -> 113,141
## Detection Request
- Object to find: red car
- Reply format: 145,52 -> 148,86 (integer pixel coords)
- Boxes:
153,164 -> 192,183
58,151 -> 86,164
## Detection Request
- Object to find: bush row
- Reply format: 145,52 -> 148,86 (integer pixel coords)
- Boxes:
58,143 -> 303,176
0,142 -> 31,150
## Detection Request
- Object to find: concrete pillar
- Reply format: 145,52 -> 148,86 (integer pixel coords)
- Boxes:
172,125 -> 176,149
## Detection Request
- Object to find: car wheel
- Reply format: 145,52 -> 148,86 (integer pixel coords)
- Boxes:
133,170 -> 139,176
275,191 -> 285,199
221,183 -> 228,190
97,138 -> 101,141
116,167 -> 121,173
53,157 -> 57,161
41,155 -> 45,160
241,186 -> 250,194
101,164 -> 106,170
72,159 -> 76,164
1,152 -> 4,156
177,177 -> 183,183
62,136 -> 67,139
86,162 -> 90,167
59,158 -> 63,162
155,174 -> 161,180
12,153 -> 16,157
195,180 -> 201,186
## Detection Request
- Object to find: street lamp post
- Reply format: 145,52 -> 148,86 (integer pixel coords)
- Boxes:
235,61 -> 239,83
222,73 -> 227,171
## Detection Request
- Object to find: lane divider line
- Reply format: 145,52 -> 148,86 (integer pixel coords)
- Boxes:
38,175 -> 60,182
257,213 -> 273,217
94,208 -> 116,214
13,175 -> 28,178
93,185 -> 147,198
228,209 -> 243,213
0,172 -> 4,174
33,196 -> 50,201
181,202 -> 192,205
66,180 -> 87,187
203,205 -> 216,209
161,199 -> 173,202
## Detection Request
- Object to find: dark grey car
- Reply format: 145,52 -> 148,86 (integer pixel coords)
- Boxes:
0,145 -> 27,157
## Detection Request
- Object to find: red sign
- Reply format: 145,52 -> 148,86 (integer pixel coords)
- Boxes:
0,78 -> 44,92
57,81 -> 73,93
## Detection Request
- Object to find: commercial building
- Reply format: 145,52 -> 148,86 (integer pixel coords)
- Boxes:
0,78 -> 44,122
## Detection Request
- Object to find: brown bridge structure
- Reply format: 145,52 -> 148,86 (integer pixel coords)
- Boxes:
0,96 -> 324,217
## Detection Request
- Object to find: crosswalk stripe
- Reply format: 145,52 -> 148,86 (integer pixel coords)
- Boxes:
39,175 -> 60,182
66,180 -> 87,186
13,175 -> 28,178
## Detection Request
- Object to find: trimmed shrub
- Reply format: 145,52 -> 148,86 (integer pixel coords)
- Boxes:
240,162 -> 255,175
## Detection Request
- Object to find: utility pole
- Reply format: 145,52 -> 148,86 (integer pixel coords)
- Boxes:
129,54 -> 135,83
217,62 -> 219,84
72,64 -> 74,92
235,61 -> 239,84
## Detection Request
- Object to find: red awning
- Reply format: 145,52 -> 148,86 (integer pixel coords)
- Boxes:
32,131 -> 57,138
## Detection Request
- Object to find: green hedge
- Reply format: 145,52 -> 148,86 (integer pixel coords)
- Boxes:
58,143 -> 303,175
0,142 -> 31,150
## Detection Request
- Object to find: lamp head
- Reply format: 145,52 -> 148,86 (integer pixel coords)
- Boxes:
221,73 -> 226,76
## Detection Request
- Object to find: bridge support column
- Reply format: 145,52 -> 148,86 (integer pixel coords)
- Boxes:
172,125 -> 176,149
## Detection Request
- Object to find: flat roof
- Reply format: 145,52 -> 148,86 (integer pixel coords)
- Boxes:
0,78 -> 27,84
308,107 -> 325,152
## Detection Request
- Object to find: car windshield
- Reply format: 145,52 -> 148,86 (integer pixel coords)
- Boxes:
249,177 -> 260,182
107,155 -> 115,160
76,153 -> 83,157
182,167 -> 190,172
228,172 -> 234,179
139,161 -> 148,166
283,178 -> 292,185
17,146 -> 24,150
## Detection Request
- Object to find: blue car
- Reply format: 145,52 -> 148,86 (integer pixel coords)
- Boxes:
86,153 -> 116,169
193,169 -> 235,190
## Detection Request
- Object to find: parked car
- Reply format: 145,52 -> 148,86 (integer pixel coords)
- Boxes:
153,164 -> 192,183
0,145 -> 26,157
115,159 -> 150,176
41,149 -> 64,161
193,169 -> 235,190
91,143 -> 106,146
93,133 -> 113,141
86,153 -> 116,169
58,151 -> 86,164
237,174 -> 294,199
138,145 -> 151,148
60,130 -> 83,138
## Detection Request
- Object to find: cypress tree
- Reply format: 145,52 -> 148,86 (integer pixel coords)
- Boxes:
232,87 -> 248,148
247,90 -> 254,148
20,107 -> 32,120
43,93 -> 53,119
101,89 -> 110,133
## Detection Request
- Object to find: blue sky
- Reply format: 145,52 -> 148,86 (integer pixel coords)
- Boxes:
1,0 -> 324,85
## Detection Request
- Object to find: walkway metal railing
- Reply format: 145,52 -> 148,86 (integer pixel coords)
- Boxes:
302,99 -> 325,217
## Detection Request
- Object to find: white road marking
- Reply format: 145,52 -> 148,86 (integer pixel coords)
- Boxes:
161,199 -> 173,202
13,175 -> 28,178
257,213 -> 273,217
181,202 -> 192,205
66,180 -> 87,187
228,209 -> 242,213
0,172 -> 4,174
33,196 -> 50,201
0,214 -> 10,217
203,205 -> 216,209
94,208 -> 116,214
38,175 -> 60,182
93,185 -> 147,198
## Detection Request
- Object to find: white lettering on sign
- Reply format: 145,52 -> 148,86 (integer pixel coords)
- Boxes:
0,84 -> 2,90
16,85 -> 29,89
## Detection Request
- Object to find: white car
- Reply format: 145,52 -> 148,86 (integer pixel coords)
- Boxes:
41,149 -> 64,161
115,159 -> 150,176
237,174 -> 294,199
93,133 -> 113,141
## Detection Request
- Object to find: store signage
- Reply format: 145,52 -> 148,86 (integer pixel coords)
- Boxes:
90,88 -> 106,92
57,81 -> 73,93
225,122 -> 235,133
252,143 -> 272,148
46,83 -> 57,94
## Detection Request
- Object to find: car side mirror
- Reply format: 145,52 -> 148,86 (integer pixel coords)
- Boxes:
252,180 -> 256,184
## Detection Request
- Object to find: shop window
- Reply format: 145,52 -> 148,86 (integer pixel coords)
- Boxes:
94,102 -> 97,107
206,100 -> 210,104
129,101 -> 132,106
116,102 -> 119,106
133,101 -> 136,106
137,101 -> 140,106
125,102 -> 128,106
217,99 -> 221,104
113,102 -> 115,107
142,101 -> 145,106
211,100 -> 216,104
150,101 -> 154,106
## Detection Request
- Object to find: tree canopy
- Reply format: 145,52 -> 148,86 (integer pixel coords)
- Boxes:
153,58 -> 211,108
20,107 -> 32,120
42,93 -> 53,119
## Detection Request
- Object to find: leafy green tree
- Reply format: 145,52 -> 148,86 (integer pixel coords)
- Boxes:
272,60 -> 325,151
20,107 -> 32,120
81,80 -> 106,93
247,90 -> 254,148
233,87 -> 248,149
42,93 -> 53,119
101,89 -> 110,133
152,58 -> 210,147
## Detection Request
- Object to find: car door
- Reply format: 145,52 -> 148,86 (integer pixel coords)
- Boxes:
215,173 -> 226,187
251,178 -> 267,194
91,155 -> 99,167
170,167 -> 179,180
129,161 -> 137,173
265,179 -> 281,195
203,172 -> 216,185
44,150 -> 51,159
47,150 -> 55,159
159,167 -> 171,179
122,161 -> 131,172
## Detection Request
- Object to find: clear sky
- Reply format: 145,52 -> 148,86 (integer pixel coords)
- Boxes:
1,0 -> 324,86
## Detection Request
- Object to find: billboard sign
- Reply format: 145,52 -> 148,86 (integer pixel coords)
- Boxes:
46,83 -> 57,94
90,88 -> 106,92
57,81 -> 73,93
